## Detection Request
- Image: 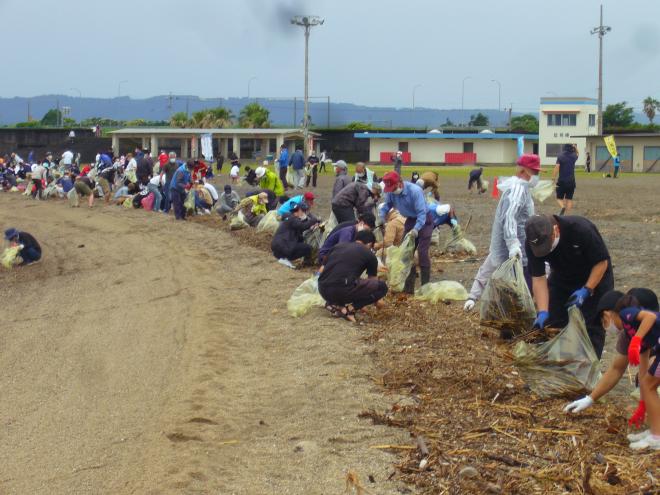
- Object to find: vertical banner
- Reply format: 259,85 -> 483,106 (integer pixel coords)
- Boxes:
517,136 -> 525,157
603,135 -> 618,158
201,133 -> 213,161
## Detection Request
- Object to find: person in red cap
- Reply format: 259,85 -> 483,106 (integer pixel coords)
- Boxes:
464,154 -> 541,312
378,171 -> 433,293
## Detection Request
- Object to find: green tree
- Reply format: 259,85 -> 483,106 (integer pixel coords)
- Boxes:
468,112 -> 489,126
642,97 -> 659,124
15,121 -> 41,128
603,102 -> 635,128
62,117 -> 77,127
441,117 -> 454,127
238,103 -> 270,128
125,118 -> 147,127
169,112 -> 189,128
41,108 -> 62,126
80,117 -> 123,127
345,121 -> 374,130
188,107 -> 234,128
510,114 -> 539,133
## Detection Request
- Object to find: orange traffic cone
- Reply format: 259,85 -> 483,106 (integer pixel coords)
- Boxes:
491,177 -> 499,199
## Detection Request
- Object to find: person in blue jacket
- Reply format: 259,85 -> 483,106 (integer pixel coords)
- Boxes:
278,192 -> 315,217
277,145 -> 290,190
169,160 -> 194,220
290,147 -> 306,189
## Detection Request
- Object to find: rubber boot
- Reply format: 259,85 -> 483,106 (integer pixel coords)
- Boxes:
420,266 -> 431,286
403,268 -> 417,294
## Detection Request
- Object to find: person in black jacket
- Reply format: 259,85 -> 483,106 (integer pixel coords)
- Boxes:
136,150 -> 153,185
4,228 -> 42,265
271,203 -> 319,268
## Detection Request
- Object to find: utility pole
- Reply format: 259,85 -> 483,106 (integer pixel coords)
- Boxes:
591,4 -> 611,135
291,15 -> 324,156
507,104 -> 513,131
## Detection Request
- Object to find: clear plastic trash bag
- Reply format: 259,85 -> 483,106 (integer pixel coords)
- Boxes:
512,306 -> 601,398
442,225 -> 477,255
230,211 -> 249,230
1,246 -> 22,269
256,210 -> 280,234
287,276 -> 325,317
320,213 -> 338,244
386,233 -> 416,292
480,179 -> 489,192
303,226 -> 323,260
480,257 -> 536,338
531,180 -> 554,203
184,190 -> 196,213
415,281 -> 468,303
67,188 -> 79,207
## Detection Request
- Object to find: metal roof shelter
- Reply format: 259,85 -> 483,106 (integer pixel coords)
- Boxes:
110,127 -> 320,160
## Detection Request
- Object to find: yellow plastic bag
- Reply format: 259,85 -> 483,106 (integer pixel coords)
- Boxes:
480,257 -> 536,338
1,246 -> 22,269
230,211 -> 249,230
320,212 -> 338,244
531,180 -> 554,203
442,225 -> 477,255
256,210 -> 280,234
513,306 -> 601,398
184,190 -> 196,213
67,188 -> 79,207
386,233 -> 416,292
122,197 -> 133,208
415,281 -> 468,303
287,276 -> 325,317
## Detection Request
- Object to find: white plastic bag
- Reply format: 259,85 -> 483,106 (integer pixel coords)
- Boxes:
287,276 -> 325,317
256,210 -> 280,234
230,211 -> 249,230
386,233 -> 416,292
531,180 -> 554,203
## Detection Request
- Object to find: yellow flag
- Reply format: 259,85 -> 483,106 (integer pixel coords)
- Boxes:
603,135 -> 618,158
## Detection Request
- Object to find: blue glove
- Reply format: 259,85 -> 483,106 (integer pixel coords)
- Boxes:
566,287 -> 592,308
533,311 -> 549,329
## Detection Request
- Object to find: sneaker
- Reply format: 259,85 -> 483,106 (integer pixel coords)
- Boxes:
629,434 -> 660,450
277,258 -> 295,269
627,430 -> 650,442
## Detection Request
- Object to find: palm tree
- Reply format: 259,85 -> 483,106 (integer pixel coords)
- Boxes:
169,112 -> 189,128
643,97 -> 659,124
187,107 -> 234,128
238,103 -> 271,128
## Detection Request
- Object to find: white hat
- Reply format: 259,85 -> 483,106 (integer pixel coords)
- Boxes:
416,179 -> 425,188
255,166 -> 266,178
435,204 -> 451,216
334,160 -> 347,170
262,160 -> 269,166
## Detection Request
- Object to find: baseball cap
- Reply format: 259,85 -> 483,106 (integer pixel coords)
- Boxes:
4,228 -> 19,241
525,215 -> 554,257
255,166 -> 266,178
382,171 -> 401,193
596,290 -> 624,318
516,154 -> 541,171
303,192 -> 315,202
334,160 -> 347,170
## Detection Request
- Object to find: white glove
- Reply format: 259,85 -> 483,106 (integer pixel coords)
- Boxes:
563,395 -> 594,413
508,244 -> 522,259
463,299 -> 475,312
409,228 -> 419,239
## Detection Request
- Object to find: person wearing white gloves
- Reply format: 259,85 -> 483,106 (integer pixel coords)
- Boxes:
463,155 -> 540,312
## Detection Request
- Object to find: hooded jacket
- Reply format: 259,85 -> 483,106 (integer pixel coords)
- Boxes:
489,176 -> 534,265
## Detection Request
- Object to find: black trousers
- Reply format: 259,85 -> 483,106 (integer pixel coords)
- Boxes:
332,205 -> 356,224
279,167 -> 289,189
31,179 -> 42,198
319,279 -> 388,310
305,167 -> 318,188
546,269 -> 614,359
273,243 -> 311,261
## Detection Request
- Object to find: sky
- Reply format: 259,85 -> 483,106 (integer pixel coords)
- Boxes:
1,0 -> 659,114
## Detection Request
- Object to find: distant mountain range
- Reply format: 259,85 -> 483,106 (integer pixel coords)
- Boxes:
0,95 -> 517,128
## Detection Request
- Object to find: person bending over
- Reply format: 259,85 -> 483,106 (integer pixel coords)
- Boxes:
4,228 -> 42,265
270,203 -> 319,269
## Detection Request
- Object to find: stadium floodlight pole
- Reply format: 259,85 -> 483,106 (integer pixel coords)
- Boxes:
412,84 -> 421,110
461,76 -> 471,126
291,15 -> 324,156
247,76 -> 257,99
591,4 -> 611,135
491,79 -> 501,112
118,80 -> 128,97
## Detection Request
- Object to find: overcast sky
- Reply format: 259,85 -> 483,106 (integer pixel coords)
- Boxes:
2,0 -> 659,113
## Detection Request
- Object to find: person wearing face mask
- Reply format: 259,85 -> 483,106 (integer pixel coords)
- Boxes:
354,162 -> 375,189
525,214 -> 614,358
331,181 -> 381,224
379,171 -> 432,293
564,289 -> 660,450
463,154 -> 540,311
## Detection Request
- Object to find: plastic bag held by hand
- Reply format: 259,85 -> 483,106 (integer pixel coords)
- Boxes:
256,210 -> 280,234
1,246 -> 22,269
415,281 -> 468,303
531,180 -> 554,203
230,211 -> 249,230
442,224 -> 477,256
480,257 -> 536,338
513,306 -> 601,398
287,276 -> 325,317
184,190 -> 196,213
385,233 -> 416,292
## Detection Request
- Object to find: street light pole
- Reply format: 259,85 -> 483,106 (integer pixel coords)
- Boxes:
412,84 -> 421,110
491,79 -> 501,112
591,4 -> 611,135
247,76 -> 257,99
291,15 -> 324,157
461,76 -> 471,126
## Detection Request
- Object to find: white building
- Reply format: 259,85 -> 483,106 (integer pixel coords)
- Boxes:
538,97 -> 598,166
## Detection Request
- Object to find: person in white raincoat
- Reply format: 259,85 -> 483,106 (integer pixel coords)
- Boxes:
463,154 -> 541,311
